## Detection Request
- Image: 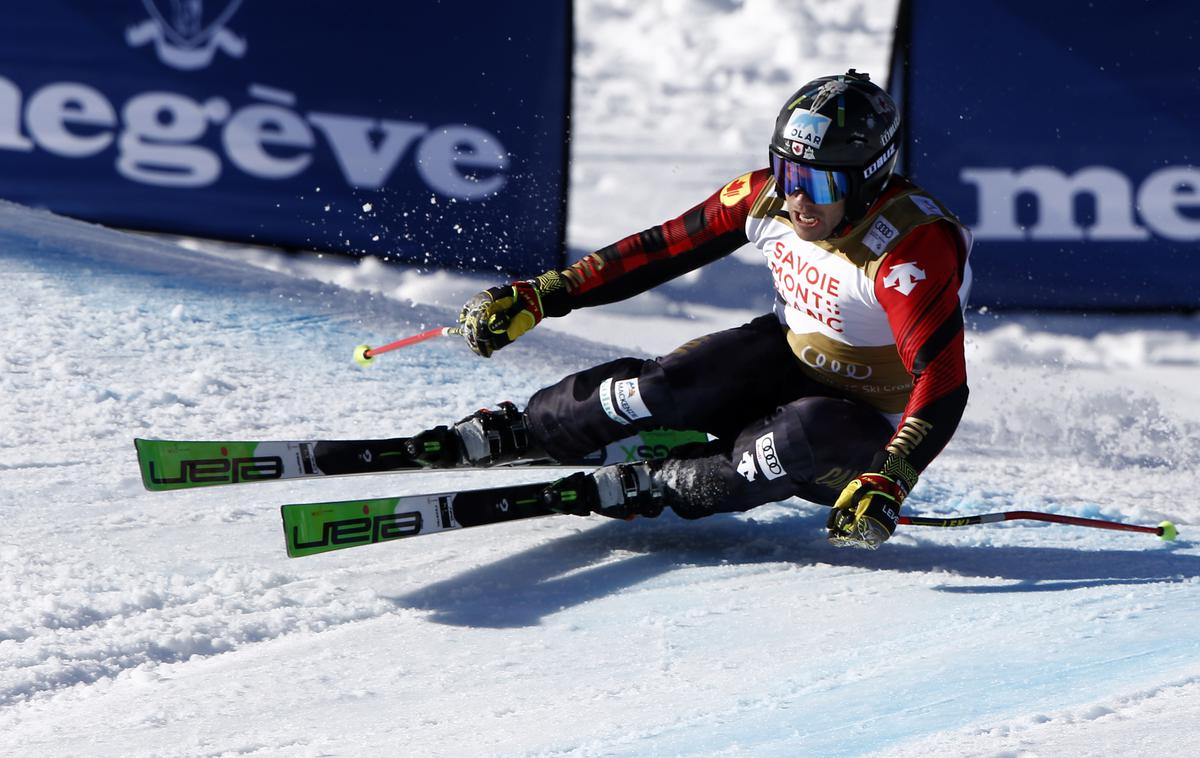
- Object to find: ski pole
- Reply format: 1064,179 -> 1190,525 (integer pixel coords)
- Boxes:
899,511 -> 1178,541
353,326 -> 461,366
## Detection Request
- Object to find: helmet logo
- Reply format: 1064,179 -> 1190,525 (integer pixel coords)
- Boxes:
784,109 -> 831,149
789,144 -> 816,160
863,143 -> 897,179
808,80 -> 848,112
790,141 -> 818,159
866,91 -> 897,117
881,118 -> 900,145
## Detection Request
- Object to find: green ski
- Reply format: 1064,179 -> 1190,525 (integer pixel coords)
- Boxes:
281,481 -> 566,558
135,429 -> 707,492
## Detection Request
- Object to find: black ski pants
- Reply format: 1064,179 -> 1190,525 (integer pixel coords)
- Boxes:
524,313 -> 895,519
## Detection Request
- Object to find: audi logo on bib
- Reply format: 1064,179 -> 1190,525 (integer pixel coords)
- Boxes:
800,345 -> 873,381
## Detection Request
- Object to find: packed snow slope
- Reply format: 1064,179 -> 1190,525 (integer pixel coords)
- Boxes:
4,0 -> 1200,755
3,203 -> 1200,758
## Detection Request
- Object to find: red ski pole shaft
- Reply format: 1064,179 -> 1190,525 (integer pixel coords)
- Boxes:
366,326 -> 459,357
353,327 -> 460,366
899,511 -> 1178,540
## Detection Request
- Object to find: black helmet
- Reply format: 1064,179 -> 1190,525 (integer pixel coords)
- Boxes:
768,69 -> 901,224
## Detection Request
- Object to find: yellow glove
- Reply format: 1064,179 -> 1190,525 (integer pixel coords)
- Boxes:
827,456 -> 918,549
458,271 -> 564,357
830,477 -> 902,546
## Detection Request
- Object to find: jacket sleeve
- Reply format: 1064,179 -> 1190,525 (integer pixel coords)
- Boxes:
873,221 -> 971,475
542,169 -> 773,316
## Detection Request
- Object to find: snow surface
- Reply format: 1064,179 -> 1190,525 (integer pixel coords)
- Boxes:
3,1 -> 1200,756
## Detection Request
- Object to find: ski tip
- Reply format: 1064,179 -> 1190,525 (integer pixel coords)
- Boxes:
281,505 -> 301,558
1158,520 -> 1179,541
133,438 -> 157,491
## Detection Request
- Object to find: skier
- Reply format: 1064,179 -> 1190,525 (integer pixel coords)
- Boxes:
413,70 -> 972,549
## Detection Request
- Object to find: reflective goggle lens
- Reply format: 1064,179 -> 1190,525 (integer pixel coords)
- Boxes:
770,154 -> 849,204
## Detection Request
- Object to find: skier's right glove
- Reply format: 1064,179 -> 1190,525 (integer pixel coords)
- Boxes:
827,473 -> 904,549
827,454 -> 918,549
458,271 -> 567,357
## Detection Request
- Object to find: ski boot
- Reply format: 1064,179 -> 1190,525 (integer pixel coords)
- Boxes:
405,401 -> 541,468
542,462 -> 665,520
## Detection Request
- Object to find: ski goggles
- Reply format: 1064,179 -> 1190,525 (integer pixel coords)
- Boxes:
770,154 -> 850,204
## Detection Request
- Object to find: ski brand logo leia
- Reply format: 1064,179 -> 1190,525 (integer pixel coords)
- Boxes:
148,455 -> 282,485
290,512 -> 423,551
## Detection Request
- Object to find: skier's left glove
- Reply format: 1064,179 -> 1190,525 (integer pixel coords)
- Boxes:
458,271 -> 567,358
827,454 -> 918,549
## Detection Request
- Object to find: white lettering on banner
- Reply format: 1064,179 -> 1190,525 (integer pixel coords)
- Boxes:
0,75 -> 510,198
863,217 -> 898,256
417,126 -> 509,198
117,91 -> 223,186
961,165 -> 1200,242
307,114 -> 427,189
27,83 -> 116,158
882,262 -> 926,296
0,78 -> 32,150
1139,168 -> 1200,240
767,240 -> 843,333
612,378 -> 652,423
224,103 -> 314,179
754,432 -> 786,481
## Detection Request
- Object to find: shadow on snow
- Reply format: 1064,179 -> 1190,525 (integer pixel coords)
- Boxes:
390,510 -> 1198,628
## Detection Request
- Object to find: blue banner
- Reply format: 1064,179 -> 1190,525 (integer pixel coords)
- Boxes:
894,0 -> 1199,309
0,1 -> 571,273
